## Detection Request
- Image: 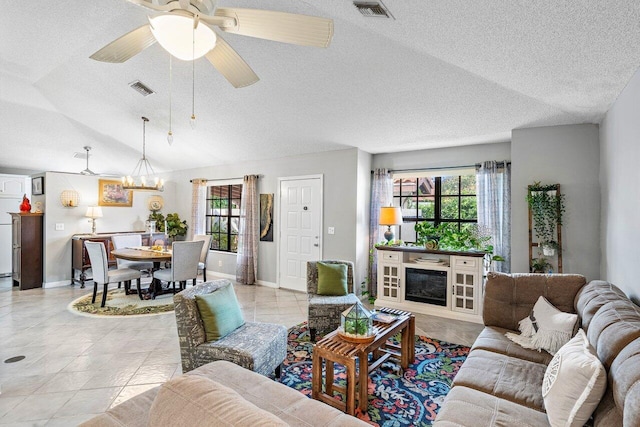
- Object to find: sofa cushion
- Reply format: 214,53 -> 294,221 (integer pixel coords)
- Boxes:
471,327 -> 553,365
149,374 -> 289,427
506,296 -> 578,355
542,329 -> 606,427
584,299 -> 640,369
483,272 -> 585,331
188,360 -> 369,426
608,337 -> 640,426
433,385 -> 550,426
316,262 -> 348,296
195,282 -> 245,341
451,349 -> 547,411
79,386 -> 159,427
574,280 -> 628,331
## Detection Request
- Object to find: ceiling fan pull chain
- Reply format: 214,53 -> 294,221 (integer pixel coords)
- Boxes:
191,21 -> 197,130
167,54 -> 174,146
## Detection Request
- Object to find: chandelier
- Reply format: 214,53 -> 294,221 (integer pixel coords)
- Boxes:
122,116 -> 164,192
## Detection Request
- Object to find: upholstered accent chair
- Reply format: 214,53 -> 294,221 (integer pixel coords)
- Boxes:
174,279 -> 287,376
192,234 -> 212,281
307,260 -> 359,341
111,234 -> 154,273
153,240 -> 204,293
85,241 -> 143,306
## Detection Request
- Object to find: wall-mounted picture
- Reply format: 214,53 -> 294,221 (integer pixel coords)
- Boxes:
98,179 -> 133,207
32,176 -> 44,195
260,193 -> 274,242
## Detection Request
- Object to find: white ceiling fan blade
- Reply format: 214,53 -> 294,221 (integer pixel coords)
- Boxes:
212,8 -> 333,48
90,25 -> 156,63
205,34 -> 259,88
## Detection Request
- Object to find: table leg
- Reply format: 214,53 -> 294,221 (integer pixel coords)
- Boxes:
149,261 -> 162,299
326,359 -> 334,396
358,353 -> 369,413
401,315 -> 416,369
312,350 -> 322,400
346,358 -> 357,416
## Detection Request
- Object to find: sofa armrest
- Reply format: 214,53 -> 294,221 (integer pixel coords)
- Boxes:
483,272 -> 586,330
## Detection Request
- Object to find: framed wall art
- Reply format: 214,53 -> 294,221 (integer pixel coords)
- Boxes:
98,179 -> 133,207
260,193 -> 274,242
32,177 -> 44,195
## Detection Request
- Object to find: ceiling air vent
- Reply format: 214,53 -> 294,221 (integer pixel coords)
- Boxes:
129,80 -> 155,97
353,1 -> 394,19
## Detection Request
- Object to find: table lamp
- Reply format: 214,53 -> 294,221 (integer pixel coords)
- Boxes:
379,206 -> 403,243
86,206 -> 103,235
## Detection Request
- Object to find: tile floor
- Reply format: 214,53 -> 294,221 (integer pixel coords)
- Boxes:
0,275 -> 483,426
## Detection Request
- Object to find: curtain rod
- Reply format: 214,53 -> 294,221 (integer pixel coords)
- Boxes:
189,175 -> 260,183
377,161 -> 511,174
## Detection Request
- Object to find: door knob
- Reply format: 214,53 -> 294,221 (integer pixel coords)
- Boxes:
314,243 -> 319,247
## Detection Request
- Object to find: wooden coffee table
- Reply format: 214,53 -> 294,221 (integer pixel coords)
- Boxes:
311,307 -> 415,415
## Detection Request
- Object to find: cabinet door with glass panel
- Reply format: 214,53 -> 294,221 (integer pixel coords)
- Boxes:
377,251 -> 401,302
451,256 -> 480,314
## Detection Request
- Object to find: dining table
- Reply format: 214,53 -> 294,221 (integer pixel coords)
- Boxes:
110,247 -> 172,299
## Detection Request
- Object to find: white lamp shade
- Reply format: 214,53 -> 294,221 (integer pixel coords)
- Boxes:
379,206 -> 403,226
149,15 -> 217,61
86,206 -> 103,219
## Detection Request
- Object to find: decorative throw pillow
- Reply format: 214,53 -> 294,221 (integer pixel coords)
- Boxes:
195,283 -> 245,342
316,262 -> 348,296
542,329 -> 607,427
505,296 -> 578,354
149,375 -> 290,427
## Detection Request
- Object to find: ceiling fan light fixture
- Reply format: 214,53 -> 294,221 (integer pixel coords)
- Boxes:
149,14 -> 216,60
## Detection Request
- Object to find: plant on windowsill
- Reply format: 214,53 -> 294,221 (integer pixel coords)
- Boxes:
526,182 -> 565,256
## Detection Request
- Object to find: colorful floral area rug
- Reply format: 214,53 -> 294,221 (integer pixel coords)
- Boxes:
68,288 -> 174,317
279,322 -> 469,427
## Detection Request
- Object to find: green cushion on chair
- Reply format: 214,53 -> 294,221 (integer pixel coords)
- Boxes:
195,283 -> 245,341
317,262 -> 348,296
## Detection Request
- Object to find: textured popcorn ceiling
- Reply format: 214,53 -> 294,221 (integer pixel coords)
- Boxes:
1,0 -> 639,175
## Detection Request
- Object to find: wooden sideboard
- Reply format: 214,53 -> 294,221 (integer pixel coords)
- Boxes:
71,232 -> 169,288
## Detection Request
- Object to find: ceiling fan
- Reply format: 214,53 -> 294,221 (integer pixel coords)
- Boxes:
90,0 -> 334,88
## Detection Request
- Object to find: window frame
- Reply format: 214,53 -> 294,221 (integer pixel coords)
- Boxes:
205,181 -> 242,253
393,173 -> 477,242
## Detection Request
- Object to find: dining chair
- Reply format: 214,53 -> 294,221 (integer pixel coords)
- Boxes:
85,241 -> 143,307
193,234 -> 213,281
153,240 -> 204,294
111,234 -> 154,274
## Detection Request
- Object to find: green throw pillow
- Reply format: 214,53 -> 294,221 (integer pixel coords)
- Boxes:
317,262 -> 348,296
195,284 -> 245,342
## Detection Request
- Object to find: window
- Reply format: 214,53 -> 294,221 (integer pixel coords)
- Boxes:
393,174 -> 477,243
205,184 -> 242,252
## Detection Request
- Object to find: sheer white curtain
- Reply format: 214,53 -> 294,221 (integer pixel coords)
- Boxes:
368,168 -> 393,296
190,179 -> 207,240
236,175 -> 259,284
476,161 -> 511,272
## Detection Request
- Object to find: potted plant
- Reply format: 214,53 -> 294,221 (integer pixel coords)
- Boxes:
165,213 -> 188,240
526,182 -> 565,255
531,257 -> 551,273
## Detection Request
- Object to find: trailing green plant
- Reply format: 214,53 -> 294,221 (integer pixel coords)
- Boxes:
526,182 -> 566,248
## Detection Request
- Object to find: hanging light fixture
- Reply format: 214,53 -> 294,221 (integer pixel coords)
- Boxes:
190,23 -> 197,130
122,117 -> 164,192
79,146 -> 97,175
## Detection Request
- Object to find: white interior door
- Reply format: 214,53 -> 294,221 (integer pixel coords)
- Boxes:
278,177 -> 322,292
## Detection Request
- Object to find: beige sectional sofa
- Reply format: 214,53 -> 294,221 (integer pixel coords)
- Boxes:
435,272 -> 640,426
81,360 -> 369,426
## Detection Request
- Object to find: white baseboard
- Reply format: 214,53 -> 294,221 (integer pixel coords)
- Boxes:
44,280 -> 72,289
208,271 -> 278,288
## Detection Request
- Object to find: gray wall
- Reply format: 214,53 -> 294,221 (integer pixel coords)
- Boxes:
41,172 -> 176,285
511,124 -> 600,280
167,148 -> 367,287
600,67 -> 640,303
